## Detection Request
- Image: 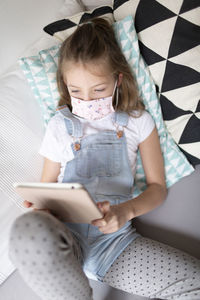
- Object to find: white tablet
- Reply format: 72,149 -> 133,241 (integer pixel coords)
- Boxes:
13,182 -> 103,223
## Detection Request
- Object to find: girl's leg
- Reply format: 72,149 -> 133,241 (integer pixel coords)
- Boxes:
8,211 -> 93,300
103,236 -> 200,300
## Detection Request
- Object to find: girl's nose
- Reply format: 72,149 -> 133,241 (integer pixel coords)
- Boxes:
82,93 -> 92,101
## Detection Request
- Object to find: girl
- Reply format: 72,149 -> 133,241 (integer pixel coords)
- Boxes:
9,18 -> 200,300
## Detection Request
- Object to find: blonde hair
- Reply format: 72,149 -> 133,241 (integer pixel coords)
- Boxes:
56,17 -> 145,113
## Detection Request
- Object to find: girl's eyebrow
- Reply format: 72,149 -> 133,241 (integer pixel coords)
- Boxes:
68,83 -> 107,88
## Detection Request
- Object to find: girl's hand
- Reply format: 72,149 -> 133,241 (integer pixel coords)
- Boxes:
23,200 -> 51,214
91,201 -> 132,234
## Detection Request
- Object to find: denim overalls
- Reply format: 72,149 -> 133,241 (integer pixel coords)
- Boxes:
58,106 -> 140,281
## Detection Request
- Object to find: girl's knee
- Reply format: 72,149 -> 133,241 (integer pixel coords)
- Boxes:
8,211 -> 62,262
9,210 -> 56,239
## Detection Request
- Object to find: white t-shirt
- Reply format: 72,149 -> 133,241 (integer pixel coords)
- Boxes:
39,110 -> 155,182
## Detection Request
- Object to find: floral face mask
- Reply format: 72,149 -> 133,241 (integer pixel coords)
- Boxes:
70,81 -> 118,120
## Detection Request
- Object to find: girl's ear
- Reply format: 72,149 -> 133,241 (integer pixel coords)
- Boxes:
117,73 -> 123,87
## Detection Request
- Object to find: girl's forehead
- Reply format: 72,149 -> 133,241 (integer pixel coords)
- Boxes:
64,60 -> 113,79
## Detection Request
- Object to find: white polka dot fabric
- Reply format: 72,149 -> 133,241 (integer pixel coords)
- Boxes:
103,237 -> 200,299
9,211 -> 93,300
8,211 -> 200,300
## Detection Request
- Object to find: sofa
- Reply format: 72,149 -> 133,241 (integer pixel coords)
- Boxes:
0,1 -> 199,300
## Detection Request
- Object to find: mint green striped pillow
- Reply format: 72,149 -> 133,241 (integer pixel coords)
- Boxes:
19,45 -> 60,125
113,16 -> 193,195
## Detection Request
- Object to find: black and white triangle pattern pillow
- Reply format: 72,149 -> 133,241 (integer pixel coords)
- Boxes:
113,0 -> 200,166
43,5 -> 114,41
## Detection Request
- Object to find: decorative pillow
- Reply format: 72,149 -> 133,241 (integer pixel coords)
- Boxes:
19,50 -> 59,125
113,16 -> 194,196
39,46 -> 61,106
113,0 -> 200,166
20,14 -> 194,197
43,5 -> 114,41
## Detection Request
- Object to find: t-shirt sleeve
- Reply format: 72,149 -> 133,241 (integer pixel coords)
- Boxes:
136,111 -> 155,144
38,117 -> 62,163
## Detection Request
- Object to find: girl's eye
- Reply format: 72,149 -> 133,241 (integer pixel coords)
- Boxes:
95,89 -> 105,92
71,90 -> 79,93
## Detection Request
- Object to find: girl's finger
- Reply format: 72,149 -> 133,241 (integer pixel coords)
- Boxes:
97,201 -> 110,214
23,200 -> 33,208
92,218 -> 107,227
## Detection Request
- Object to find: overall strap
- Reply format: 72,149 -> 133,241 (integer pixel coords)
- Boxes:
114,111 -> 129,127
57,106 -> 83,138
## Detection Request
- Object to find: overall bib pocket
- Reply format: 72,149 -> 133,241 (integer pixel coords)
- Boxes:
76,143 -> 122,178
